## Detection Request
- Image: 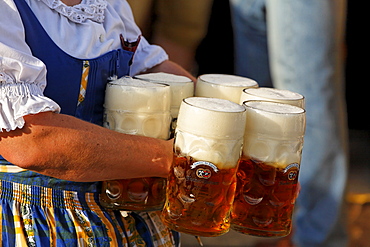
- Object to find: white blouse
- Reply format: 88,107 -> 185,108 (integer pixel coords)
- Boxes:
0,0 -> 168,132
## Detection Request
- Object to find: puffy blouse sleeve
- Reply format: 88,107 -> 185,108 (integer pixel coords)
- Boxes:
130,37 -> 169,76
0,0 -> 60,132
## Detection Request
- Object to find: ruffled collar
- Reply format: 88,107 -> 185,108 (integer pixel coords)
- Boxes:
39,0 -> 108,23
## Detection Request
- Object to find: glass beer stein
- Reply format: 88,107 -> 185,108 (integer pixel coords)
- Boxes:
231,101 -> 306,237
100,77 -> 171,211
195,74 -> 258,103
134,72 -> 194,137
162,97 -> 246,237
239,87 -> 305,108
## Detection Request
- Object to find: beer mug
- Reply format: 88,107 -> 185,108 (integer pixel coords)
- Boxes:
100,77 -> 172,211
231,101 -> 306,237
195,74 -> 258,103
162,97 -> 246,237
134,72 -> 194,137
239,87 -> 305,108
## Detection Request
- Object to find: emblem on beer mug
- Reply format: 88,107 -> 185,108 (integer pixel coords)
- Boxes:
191,161 -> 219,179
196,168 -> 212,179
283,163 -> 299,181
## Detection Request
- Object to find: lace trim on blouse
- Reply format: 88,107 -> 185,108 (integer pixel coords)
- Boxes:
0,73 -> 61,132
39,0 -> 108,23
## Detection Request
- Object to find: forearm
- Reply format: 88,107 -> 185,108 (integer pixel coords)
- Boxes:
0,112 -> 173,182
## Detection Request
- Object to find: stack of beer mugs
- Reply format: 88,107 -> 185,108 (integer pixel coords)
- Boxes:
101,73 -> 306,239
101,74 -> 193,211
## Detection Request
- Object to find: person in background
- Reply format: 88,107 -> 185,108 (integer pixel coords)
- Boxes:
0,0 -> 194,246
230,0 -> 349,246
127,0 -> 213,74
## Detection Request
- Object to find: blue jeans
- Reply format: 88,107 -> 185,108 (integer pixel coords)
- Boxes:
230,0 -> 349,246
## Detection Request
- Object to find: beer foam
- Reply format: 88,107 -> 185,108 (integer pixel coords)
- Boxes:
242,101 -> 306,167
195,74 -> 258,103
135,73 -> 194,118
177,97 -> 246,139
104,111 -> 171,139
186,97 -> 246,113
104,76 -> 171,112
104,76 -> 171,139
175,130 -> 243,169
134,72 -> 192,83
175,97 -> 246,169
199,74 -> 258,87
240,87 -> 305,108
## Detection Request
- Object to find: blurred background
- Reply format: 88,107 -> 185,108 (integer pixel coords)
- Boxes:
128,0 -> 369,246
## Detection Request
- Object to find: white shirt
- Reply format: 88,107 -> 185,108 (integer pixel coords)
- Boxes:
0,0 -> 168,132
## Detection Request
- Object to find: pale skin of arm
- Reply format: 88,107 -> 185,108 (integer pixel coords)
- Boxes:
0,60 -> 195,182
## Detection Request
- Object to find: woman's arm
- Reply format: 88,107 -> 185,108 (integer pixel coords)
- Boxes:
0,60 -> 189,182
0,1 -> 190,182
0,111 -> 173,182
0,60 -> 192,182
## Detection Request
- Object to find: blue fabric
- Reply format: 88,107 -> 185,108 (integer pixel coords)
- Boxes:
10,0 -> 132,191
230,0 -> 272,87
15,0 -> 133,126
131,213 -> 154,247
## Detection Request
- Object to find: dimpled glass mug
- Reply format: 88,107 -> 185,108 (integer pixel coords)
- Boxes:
162,97 -> 246,237
195,74 -> 258,103
134,72 -> 194,137
231,101 -> 306,237
100,76 -> 171,211
239,87 -> 305,108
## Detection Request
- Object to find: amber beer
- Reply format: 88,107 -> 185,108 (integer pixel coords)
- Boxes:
102,177 -> 167,210
162,97 -> 246,237
231,101 -> 306,237
100,77 -> 171,211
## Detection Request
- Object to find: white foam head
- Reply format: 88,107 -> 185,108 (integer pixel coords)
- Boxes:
242,101 -> 306,167
240,87 -> 305,108
195,74 -> 258,103
104,76 -> 171,112
134,72 -> 192,83
175,97 -> 246,168
104,76 -> 171,139
177,97 -> 246,139
134,72 -> 194,118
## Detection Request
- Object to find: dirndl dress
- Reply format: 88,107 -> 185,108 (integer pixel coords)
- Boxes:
0,0 -> 179,246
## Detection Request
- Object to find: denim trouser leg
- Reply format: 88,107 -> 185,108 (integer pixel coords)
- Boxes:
230,0 -> 349,246
229,0 -> 273,87
266,1 -> 349,246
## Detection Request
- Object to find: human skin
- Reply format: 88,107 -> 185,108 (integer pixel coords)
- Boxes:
0,60 -> 194,182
